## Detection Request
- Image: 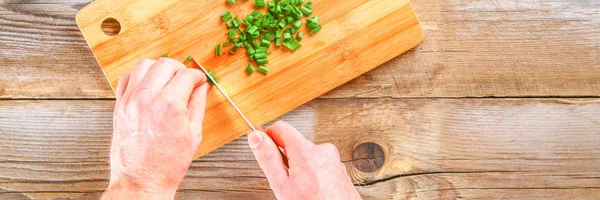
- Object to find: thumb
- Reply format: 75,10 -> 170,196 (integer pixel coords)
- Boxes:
248,131 -> 288,185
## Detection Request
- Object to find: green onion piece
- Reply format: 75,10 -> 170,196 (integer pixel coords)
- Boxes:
163,53 -> 169,58
292,20 -> 302,29
268,1 -> 276,9
247,25 -> 258,34
253,40 -> 261,49
228,30 -> 237,40
298,0 -> 305,5
235,42 -> 243,48
277,20 -> 286,29
207,70 -> 219,85
232,17 -> 240,27
254,52 -> 267,59
284,5 -> 294,15
222,12 -> 233,21
186,56 -> 193,61
297,32 -> 304,41
223,41 -> 233,47
263,31 -> 276,41
305,1 -> 313,9
246,65 -> 255,75
258,65 -> 269,75
255,47 -> 267,53
286,16 -> 294,24
226,21 -> 234,29
289,28 -> 297,34
300,6 -> 312,16
252,10 -> 263,18
256,59 -> 269,65
310,24 -> 322,34
227,0 -> 236,4
283,39 -> 302,51
284,31 -> 292,40
255,0 -> 266,7
307,16 -> 320,25
261,39 -> 270,46
276,36 -> 282,46
216,44 -> 222,55
247,47 -> 256,55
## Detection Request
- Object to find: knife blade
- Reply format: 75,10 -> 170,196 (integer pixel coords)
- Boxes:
192,59 -> 289,168
192,58 -> 257,132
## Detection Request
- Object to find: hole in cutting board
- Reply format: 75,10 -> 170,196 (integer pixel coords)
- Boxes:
101,18 -> 121,36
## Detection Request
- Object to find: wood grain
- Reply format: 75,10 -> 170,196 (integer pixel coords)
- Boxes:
1,0 -> 599,99
1,99 -> 599,199
76,0 -> 424,158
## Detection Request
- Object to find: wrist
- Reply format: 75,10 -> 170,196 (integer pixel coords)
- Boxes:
102,177 -> 177,200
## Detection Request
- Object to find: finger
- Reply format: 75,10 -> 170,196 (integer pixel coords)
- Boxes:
140,58 -> 186,90
265,120 -> 313,157
188,83 -> 210,148
166,68 -> 207,103
247,131 -> 288,185
317,143 -> 341,161
125,59 -> 155,94
115,73 -> 131,101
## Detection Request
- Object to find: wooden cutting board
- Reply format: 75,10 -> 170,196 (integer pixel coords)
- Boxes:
76,0 -> 423,158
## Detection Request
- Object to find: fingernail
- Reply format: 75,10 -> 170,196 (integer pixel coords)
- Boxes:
248,131 -> 263,149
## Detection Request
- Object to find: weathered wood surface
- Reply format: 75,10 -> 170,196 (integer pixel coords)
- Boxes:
1,0 -> 599,99
1,99 -> 599,199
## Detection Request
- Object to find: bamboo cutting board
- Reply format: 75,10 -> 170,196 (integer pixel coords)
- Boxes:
76,0 -> 423,158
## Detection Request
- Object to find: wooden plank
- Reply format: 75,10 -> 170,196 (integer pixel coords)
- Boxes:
75,0 -> 423,158
1,0 -> 599,99
1,98 -> 599,199
0,1 -> 114,99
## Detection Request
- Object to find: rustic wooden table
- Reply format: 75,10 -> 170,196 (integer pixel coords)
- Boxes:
1,0 -> 599,199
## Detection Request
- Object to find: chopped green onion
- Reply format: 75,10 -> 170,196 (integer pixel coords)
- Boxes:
255,47 -> 267,53
235,42 -> 243,48
292,20 -> 302,29
255,0 -> 266,8
307,16 -> 319,25
258,65 -> 269,75
254,52 -> 267,59
246,64 -> 255,75
300,6 -> 312,16
222,12 -> 233,21
297,32 -> 304,41
310,24 -> 322,34
256,58 -> 269,65
253,40 -> 261,49
215,44 -> 222,56
228,29 -> 237,40
207,70 -> 219,85
232,17 -> 240,27
284,31 -> 292,40
186,56 -> 193,61
226,21 -> 234,29
163,53 -> 169,58
283,39 -> 302,51
252,10 -> 264,18
223,41 -> 233,46
261,39 -> 270,46
305,1 -> 313,9
227,0 -> 236,4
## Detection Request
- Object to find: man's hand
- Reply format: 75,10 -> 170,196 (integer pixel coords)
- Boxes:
248,121 -> 361,200
103,58 -> 209,199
